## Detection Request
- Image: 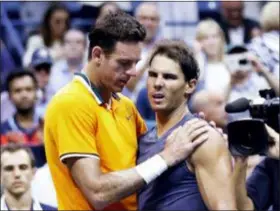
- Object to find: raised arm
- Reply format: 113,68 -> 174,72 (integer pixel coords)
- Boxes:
190,127 -> 238,210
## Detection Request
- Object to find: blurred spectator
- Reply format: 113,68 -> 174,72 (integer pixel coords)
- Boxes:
248,2 -> 279,96
220,1 -> 261,46
23,4 -> 70,67
1,40 -> 15,91
48,29 -> 86,93
0,71 -> 43,146
191,90 -> 228,130
194,19 -> 230,95
0,143 -> 56,210
30,48 -> 55,115
224,46 -> 271,120
125,2 -> 161,101
96,2 -> 121,20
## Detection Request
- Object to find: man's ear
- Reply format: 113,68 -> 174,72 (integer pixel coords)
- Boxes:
90,46 -> 104,65
185,79 -> 197,97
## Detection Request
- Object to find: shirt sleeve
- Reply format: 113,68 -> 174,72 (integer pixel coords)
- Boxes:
51,94 -> 99,163
246,158 -> 273,210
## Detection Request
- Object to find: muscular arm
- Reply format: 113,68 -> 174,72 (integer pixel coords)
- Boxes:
190,127 -> 237,210
66,157 -> 145,210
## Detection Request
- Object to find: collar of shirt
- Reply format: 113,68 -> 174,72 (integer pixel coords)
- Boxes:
74,72 -> 120,110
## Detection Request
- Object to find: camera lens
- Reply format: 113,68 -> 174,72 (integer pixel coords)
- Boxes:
239,59 -> 248,65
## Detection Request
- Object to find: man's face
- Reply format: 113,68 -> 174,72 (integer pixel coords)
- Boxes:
205,94 -> 228,128
200,29 -> 222,58
1,150 -> 35,197
147,54 -> 187,112
34,64 -> 51,89
222,1 -> 244,27
98,42 -> 141,93
64,30 -> 86,61
9,76 -> 37,113
136,4 -> 160,42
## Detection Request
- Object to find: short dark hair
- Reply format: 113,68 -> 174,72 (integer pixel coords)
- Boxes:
6,68 -> 38,93
88,10 -> 146,60
148,40 -> 200,82
1,143 -> 36,168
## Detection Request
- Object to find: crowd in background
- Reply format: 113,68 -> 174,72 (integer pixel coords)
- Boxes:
0,1 -> 279,210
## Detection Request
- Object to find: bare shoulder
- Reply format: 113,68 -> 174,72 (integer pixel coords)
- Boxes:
190,126 -> 228,166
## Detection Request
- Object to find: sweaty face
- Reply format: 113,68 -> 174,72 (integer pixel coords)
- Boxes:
9,76 -> 37,113
99,42 -> 141,93
1,150 -> 34,197
147,54 -> 187,112
199,29 -> 222,59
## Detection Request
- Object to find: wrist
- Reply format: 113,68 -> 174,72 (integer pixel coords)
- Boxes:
135,154 -> 168,184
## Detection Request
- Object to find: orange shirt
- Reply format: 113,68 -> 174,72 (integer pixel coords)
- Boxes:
44,74 -> 147,210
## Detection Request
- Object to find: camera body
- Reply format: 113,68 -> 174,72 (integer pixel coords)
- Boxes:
227,89 -> 279,156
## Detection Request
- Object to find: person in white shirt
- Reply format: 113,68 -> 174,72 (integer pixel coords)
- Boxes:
194,19 -> 230,96
23,4 -> 70,68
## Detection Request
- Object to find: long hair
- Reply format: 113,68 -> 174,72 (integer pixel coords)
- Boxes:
40,4 -> 70,47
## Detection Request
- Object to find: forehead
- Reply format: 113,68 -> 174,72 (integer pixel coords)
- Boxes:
11,76 -> 35,88
110,42 -> 141,60
52,9 -> 68,17
1,150 -> 31,167
65,30 -> 85,41
150,54 -> 182,75
137,4 -> 159,17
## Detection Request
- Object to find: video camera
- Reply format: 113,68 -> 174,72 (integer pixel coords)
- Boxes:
225,89 -> 279,156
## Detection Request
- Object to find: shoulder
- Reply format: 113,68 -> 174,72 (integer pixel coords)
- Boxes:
40,203 -> 57,211
1,120 -> 11,134
27,34 -> 43,44
190,126 -> 228,165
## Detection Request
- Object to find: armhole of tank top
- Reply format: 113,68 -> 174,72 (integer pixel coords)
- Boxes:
184,159 -> 195,174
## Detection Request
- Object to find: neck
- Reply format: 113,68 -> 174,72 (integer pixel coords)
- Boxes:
156,101 -> 189,137
4,190 -> 33,210
67,59 -> 82,73
16,109 -> 34,123
84,63 -> 111,104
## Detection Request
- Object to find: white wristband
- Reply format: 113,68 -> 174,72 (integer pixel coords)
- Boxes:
135,154 -> 168,184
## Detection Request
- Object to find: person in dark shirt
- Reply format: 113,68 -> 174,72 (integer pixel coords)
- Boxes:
219,1 -> 261,46
233,125 -> 279,211
137,40 -> 237,210
0,143 -> 57,210
0,70 -> 43,146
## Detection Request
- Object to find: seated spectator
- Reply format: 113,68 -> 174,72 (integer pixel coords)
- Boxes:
0,143 -> 56,210
194,19 -> 230,96
248,2 -> 279,96
48,28 -> 86,92
219,1 -> 261,46
191,90 -> 228,131
23,4 -> 70,67
1,71 -> 43,146
30,48 -> 55,115
96,2 -> 121,20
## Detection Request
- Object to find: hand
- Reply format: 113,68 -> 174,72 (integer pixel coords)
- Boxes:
247,53 -> 268,74
160,118 -> 209,167
265,124 -> 279,159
